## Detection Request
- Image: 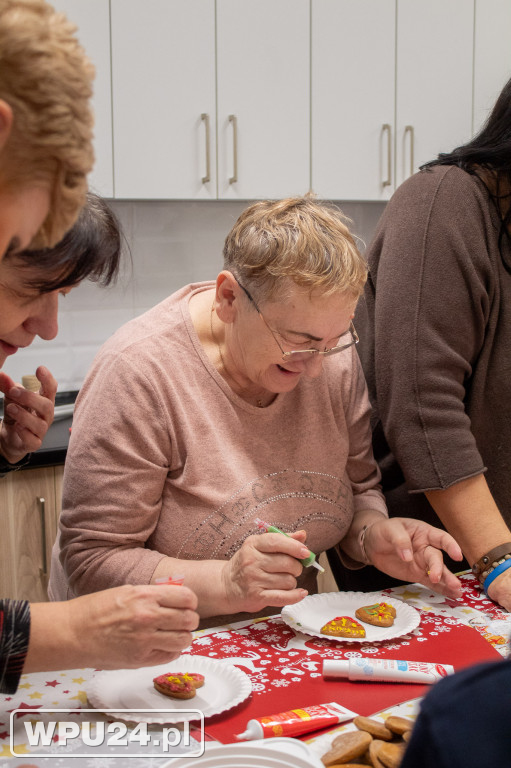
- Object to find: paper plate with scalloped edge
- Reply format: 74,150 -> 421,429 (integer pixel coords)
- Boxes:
86,655 -> 252,723
281,591 -> 420,643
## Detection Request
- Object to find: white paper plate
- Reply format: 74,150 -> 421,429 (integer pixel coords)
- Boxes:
281,591 -> 420,643
161,737 -> 324,768
86,656 -> 252,724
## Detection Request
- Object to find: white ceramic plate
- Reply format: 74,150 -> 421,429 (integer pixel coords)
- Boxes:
160,737 -> 324,768
86,656 -> 252,724
281,591 -> 420,643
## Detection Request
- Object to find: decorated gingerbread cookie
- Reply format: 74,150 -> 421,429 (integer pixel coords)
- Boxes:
320,615 -> 366,638
153,672 -> 205,699
355,602 -> 396,627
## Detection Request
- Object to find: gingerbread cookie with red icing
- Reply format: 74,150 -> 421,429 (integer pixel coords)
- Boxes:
355,602 -> 396,628
153,672 -> 205,699
320,616 -> 366,638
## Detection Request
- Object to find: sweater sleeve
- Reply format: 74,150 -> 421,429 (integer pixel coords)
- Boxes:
369,167 -> 494,491
343,346 -> 388,517
0,599 -> 30,694
58,347 -> 173,594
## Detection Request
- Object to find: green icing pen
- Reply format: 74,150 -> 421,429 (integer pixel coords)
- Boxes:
255,517 -> 325,573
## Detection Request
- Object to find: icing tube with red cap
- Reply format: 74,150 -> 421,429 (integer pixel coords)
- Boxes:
235,701 -> 358,740
323,658 -> 455,683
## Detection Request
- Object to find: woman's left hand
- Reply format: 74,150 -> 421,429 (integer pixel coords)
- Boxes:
364,517 -> 463,598
0,366 -> 57,464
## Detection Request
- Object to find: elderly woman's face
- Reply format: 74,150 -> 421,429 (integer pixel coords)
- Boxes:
0,256 -> 74,368
231,282 -> 357,395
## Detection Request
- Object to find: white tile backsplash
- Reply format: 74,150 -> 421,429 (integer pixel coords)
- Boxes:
2,199 -> 385,391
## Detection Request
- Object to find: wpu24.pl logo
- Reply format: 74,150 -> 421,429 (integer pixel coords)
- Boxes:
9,709 -> 205,758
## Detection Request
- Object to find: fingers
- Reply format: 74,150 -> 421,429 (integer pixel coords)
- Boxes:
423,566 -> 462,599
0,371 -> 16,396
370,519 -> 415,562
259,587 -> 308,608
154,584 -> 199,611
253,531 -> 311,562
36,365 -> 58,401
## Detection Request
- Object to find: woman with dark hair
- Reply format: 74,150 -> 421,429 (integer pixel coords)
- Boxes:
0,193 -> 122,472
0,193 -> 199,694
330,75 -> 511,613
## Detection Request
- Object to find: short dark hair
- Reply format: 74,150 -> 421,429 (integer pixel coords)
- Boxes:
9,193 -> 122,292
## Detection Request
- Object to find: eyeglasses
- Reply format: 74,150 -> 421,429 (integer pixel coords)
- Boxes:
236,280 -> 359,362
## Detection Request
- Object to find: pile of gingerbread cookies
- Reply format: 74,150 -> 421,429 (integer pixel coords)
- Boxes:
321,714 -> 413,767
321,602 -> 396,639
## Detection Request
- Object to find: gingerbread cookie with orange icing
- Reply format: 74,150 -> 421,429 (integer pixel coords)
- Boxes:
355,602 -> 396,628
320,616 -> 366,639
153,672 -> 205,699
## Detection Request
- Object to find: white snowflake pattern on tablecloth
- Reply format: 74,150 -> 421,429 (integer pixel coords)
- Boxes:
291,677 -> 302,682
344,651 -> 363,658
220,644 -> 241,654
271,679 -> 291,688
241,638 -> 260,647
261,633 -> 284,643
192,636 -> 213,645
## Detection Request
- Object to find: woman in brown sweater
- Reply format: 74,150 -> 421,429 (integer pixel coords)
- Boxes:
331,76 -> 511,613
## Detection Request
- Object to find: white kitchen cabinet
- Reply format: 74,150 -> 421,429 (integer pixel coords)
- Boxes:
312,0 -> 395,201
395,0 -> 473,188
111,0 -> 216,200
111,0 -> 309,200
312,0 -> 474,200
216,0 -> 310,200
53,0 -> 114,198
473,0 -> 511,135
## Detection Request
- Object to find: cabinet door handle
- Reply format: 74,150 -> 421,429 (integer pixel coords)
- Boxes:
38,496 -> 47,577
228,114 -> 238,184
382,124 -> 392,187
201,113 -> 211,184
404,125 -> 414,178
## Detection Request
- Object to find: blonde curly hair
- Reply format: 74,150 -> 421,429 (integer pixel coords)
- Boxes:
223,196 -> 368,303
0,0 -> 94,247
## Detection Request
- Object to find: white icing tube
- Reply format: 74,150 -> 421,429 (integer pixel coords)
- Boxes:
323,658 -> 455,684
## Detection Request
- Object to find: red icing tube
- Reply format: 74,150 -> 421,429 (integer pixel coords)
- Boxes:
235,701 -> 357,740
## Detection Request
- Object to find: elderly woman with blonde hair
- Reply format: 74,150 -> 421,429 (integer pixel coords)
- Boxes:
50,196 -> 463,627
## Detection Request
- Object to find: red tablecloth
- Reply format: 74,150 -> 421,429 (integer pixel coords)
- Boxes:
184,578 -> 503,743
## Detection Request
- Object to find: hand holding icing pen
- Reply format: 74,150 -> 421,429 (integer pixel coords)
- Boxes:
236,701 -> 358,740
323,657 -> 455,684
255,518 -> 325,573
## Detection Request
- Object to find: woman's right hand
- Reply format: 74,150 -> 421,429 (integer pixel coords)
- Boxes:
68,584 -> 200,669
221,531 -> 309,614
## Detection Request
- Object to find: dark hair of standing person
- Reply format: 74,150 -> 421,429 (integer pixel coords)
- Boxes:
6,192 -> 123,292
421,76 -> 511,271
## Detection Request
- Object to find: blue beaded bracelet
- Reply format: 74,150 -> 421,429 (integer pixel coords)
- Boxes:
483,558 -> 511,597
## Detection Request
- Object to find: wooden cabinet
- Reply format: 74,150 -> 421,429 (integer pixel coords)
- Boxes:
0,466 -> 64,602
312,0 -> 474,199
473,0 -> 511,134
53,0 -> 114,198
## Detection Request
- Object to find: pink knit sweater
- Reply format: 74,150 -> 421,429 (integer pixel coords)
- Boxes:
49,283 -> 387,624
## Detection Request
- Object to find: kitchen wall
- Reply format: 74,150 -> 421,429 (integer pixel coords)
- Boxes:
3,199 -> 386,392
